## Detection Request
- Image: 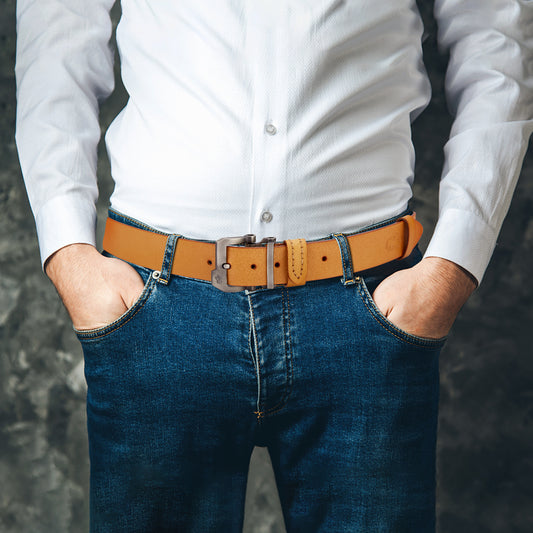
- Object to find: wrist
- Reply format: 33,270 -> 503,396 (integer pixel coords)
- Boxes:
421,256 -> 477,300
45,243 -> 100,285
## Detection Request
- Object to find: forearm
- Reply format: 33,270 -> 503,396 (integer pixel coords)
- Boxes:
427,0 -> 533,284
15,0 -> 116,268
45,243 -> 100,288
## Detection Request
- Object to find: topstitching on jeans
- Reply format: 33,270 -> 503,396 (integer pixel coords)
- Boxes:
247,294 -> 262,416
75,275 -> 156,340
108,208 -> 168,235
254,286 -> 294,418
355,279 -> 446,349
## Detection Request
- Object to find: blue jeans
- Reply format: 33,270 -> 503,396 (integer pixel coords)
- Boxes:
76,210 -> 445,532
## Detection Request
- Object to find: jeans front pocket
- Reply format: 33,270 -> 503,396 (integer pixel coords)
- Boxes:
355,273 -> 447,350
351,245 -> 447,351
74,264 -> 158,342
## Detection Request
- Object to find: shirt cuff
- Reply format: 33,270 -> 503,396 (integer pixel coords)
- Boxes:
35,194 -> 97,270
423,208 -> 498,286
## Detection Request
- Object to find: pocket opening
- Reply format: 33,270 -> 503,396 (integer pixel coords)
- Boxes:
356,276 -> 447,349
74,268 -> 157,341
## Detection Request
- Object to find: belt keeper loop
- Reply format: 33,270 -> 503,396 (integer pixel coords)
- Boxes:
158,234 -> 181,285
284,238 -> 308,286
332,233 -> 356,285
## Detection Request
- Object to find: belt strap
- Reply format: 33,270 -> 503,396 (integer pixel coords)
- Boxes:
103,214 -> 423,288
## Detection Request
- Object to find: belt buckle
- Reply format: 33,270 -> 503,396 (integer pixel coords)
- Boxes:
211,234 -> 276,292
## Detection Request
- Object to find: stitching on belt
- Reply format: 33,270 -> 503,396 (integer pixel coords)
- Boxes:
284,238 -> 308,286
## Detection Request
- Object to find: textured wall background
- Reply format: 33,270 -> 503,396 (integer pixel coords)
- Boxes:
1,1 -> 533,532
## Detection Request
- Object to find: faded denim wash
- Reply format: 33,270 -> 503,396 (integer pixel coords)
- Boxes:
76,210 -> 445,532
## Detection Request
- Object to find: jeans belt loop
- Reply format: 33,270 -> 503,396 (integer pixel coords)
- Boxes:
331,232 -> 356,286
157,233 -> 181,285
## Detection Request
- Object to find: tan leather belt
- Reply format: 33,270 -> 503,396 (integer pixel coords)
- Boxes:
103,214 -> 423,291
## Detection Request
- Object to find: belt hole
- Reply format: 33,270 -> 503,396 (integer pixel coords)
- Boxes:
207,259 -> 213,265
275,262 -> 280,268
251,264 -> 257,270
322,256 -> 327,261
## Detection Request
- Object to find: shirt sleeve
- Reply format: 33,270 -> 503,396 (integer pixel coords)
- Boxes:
424,0 -> 533,284
15,0 -> 116,268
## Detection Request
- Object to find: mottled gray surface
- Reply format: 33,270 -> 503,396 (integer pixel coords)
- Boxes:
1,1 -> 533,532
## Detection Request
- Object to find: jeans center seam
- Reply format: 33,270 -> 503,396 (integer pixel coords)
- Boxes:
247,294 -> 262,416
259,286 -> 294,418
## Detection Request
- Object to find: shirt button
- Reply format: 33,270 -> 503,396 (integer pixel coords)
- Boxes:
261,211 -> 273,223
264,122 -> 277,135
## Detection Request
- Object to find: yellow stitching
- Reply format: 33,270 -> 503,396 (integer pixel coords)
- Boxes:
291,241 -> 298,278
259,404 -> 282,416
299,239 -> 304,277
356,282 -> 445,348
288,239 -> 305,280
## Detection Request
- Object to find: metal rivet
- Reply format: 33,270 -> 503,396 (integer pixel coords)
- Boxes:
222,263 -> 231,270
152,270 -> 161,279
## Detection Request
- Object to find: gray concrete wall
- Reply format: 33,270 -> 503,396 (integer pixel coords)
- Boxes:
1,1 -> 532,531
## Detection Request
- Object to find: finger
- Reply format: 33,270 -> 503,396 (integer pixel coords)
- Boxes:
122,275 -> 146,308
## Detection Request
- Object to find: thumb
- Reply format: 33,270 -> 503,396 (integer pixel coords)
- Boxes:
104,258 -> 147,309
371,270 -> 407,318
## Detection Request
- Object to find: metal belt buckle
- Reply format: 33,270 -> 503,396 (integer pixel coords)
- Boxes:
211,234 -> 276,292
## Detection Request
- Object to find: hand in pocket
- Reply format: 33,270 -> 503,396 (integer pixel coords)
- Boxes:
45,244 -> 146,331
371,256 -> 476,340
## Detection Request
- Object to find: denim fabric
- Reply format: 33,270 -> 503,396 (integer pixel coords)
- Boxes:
76,211 -> 444,533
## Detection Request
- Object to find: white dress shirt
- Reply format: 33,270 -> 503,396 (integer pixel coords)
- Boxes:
15,0 -> 533,283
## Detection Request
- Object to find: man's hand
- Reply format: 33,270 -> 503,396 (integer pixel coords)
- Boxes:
372,256 -> 477,340
45,244 -> 146,331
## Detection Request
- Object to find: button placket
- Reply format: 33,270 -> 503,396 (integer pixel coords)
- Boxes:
245,4 -> 289,239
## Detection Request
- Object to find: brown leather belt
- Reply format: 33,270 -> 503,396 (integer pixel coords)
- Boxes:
103,214 -> 423,292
